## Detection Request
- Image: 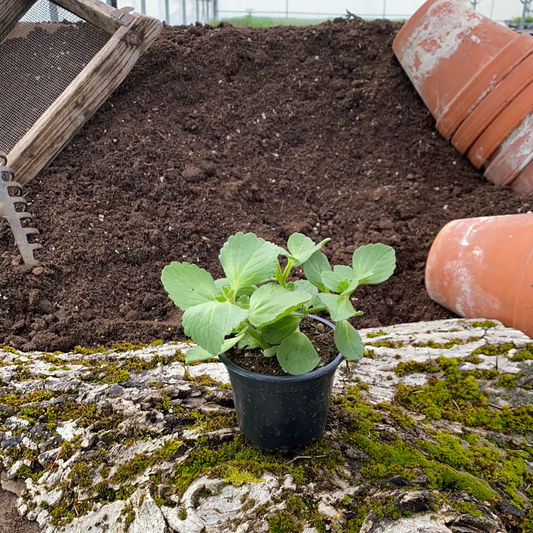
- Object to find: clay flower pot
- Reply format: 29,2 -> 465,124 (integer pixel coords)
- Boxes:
484,112 -> 533,189
451,52 -> 533,155
467,80 -> 533,169
510,159 -> 533,195
393,0 -> 529,139
425,214 -> 533,337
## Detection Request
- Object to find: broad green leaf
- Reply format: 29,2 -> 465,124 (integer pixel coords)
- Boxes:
162,262 -> 218,310
237,295 -> 250,308
238,332 -> 264,350
185,345 -> 216,363
183,301 -> 248,356
352,244 -> 396,285
334,320 -> 365,361
318,293 -> 358,321
248,284 -> 310,328
291,280 -> 319,298
322,265 -> 358,294
221,332 -> 246,353
215,278 -> 230,294
264,346 -> 278,358
219,233 -> 282,292
262,315 -> 301,345
303,251 -> 331,292
283,233 -> 330,266
277,331 -> 320,375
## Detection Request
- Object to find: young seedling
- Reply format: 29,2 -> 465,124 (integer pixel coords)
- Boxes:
162,232 -> 396,375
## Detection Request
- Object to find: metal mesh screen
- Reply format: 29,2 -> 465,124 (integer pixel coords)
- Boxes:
0,0 -> 111,153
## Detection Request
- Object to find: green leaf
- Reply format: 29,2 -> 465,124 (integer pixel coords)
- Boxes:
215,278 -> 230,294
262,315 -> 301,345
183,301 -> 248,356
238,332 -> 264,350
352,244 -> 396,285
321,265 -> 358,294
334,320 -> 365,361
284,233 -> 330,266
303,251 -> 331,292
291,280 -> 319,298
318,293 -> 358,321
277,331 -> 320,375
219,233 -> 282,292
161,262 -> 219,310
185,345 -> 216,363
248,284 -> 310,328
264,346 -> 278,358
221,332 -> 246,353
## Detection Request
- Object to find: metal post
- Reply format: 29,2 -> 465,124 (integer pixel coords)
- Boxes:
519,0 -> 531,31
183,0 -> 187,24
382,0 -> 386,18
213,0 -> 218,21
140,0 -> 146,14
165,0 -> 170,23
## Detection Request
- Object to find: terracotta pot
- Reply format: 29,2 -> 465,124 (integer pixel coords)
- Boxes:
484,112 -> 533,188
393,0 -> 524,137
467,80 -> 533,169
510,159 -> 533,195
425,214 -> 533,337
451,52 -> 533,154
438,33 -> 533,139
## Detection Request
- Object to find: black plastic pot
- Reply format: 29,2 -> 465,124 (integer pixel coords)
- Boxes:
219,316 -> 343,453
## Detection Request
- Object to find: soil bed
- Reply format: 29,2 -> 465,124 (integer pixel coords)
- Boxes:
0,18 -> 530,352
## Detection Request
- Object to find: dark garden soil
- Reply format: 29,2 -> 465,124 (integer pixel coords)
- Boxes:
1,18 -> 530,353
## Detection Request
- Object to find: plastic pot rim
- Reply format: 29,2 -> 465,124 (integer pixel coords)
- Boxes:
219,315 -> 343,383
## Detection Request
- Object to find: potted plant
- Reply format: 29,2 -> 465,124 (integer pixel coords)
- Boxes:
161,232 -> 396,452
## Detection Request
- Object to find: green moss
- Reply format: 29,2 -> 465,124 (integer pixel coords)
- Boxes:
223,466 -> 264,487
0,344 -> 19,355
363,349 -> 376,359
509,345 -> 533,362
472,320 -> 498,328
378,403 -> 415,429
366,330 -> 389,338
451,501 -> 483,516
110,342 -> 148,352
470,343 -> 516,357
151,339 -> 164,346
268,511 -> 301,533
462,354 -> 483,364
104,369 -> 130,384
497,373 -> 521,389
369,340 -> 404,349
435,466 -> 493,500
73,346 -> 108,355
393,356 -> 533,434
395,360 -> 440,377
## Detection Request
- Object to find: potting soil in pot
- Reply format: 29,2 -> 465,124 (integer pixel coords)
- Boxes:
0,19 -> 530,352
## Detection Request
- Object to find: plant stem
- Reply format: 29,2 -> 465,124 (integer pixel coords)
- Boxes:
245,325 -> 270,349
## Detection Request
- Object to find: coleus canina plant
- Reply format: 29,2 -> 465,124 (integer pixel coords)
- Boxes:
161,232 -> 396,375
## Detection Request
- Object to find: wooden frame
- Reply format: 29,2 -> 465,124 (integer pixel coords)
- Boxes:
1,0 -> 163,185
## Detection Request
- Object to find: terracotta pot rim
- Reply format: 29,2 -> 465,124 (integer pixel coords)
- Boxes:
467,80 -> 533,169
452,51 -> 533,155
437,33 -> 533,139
